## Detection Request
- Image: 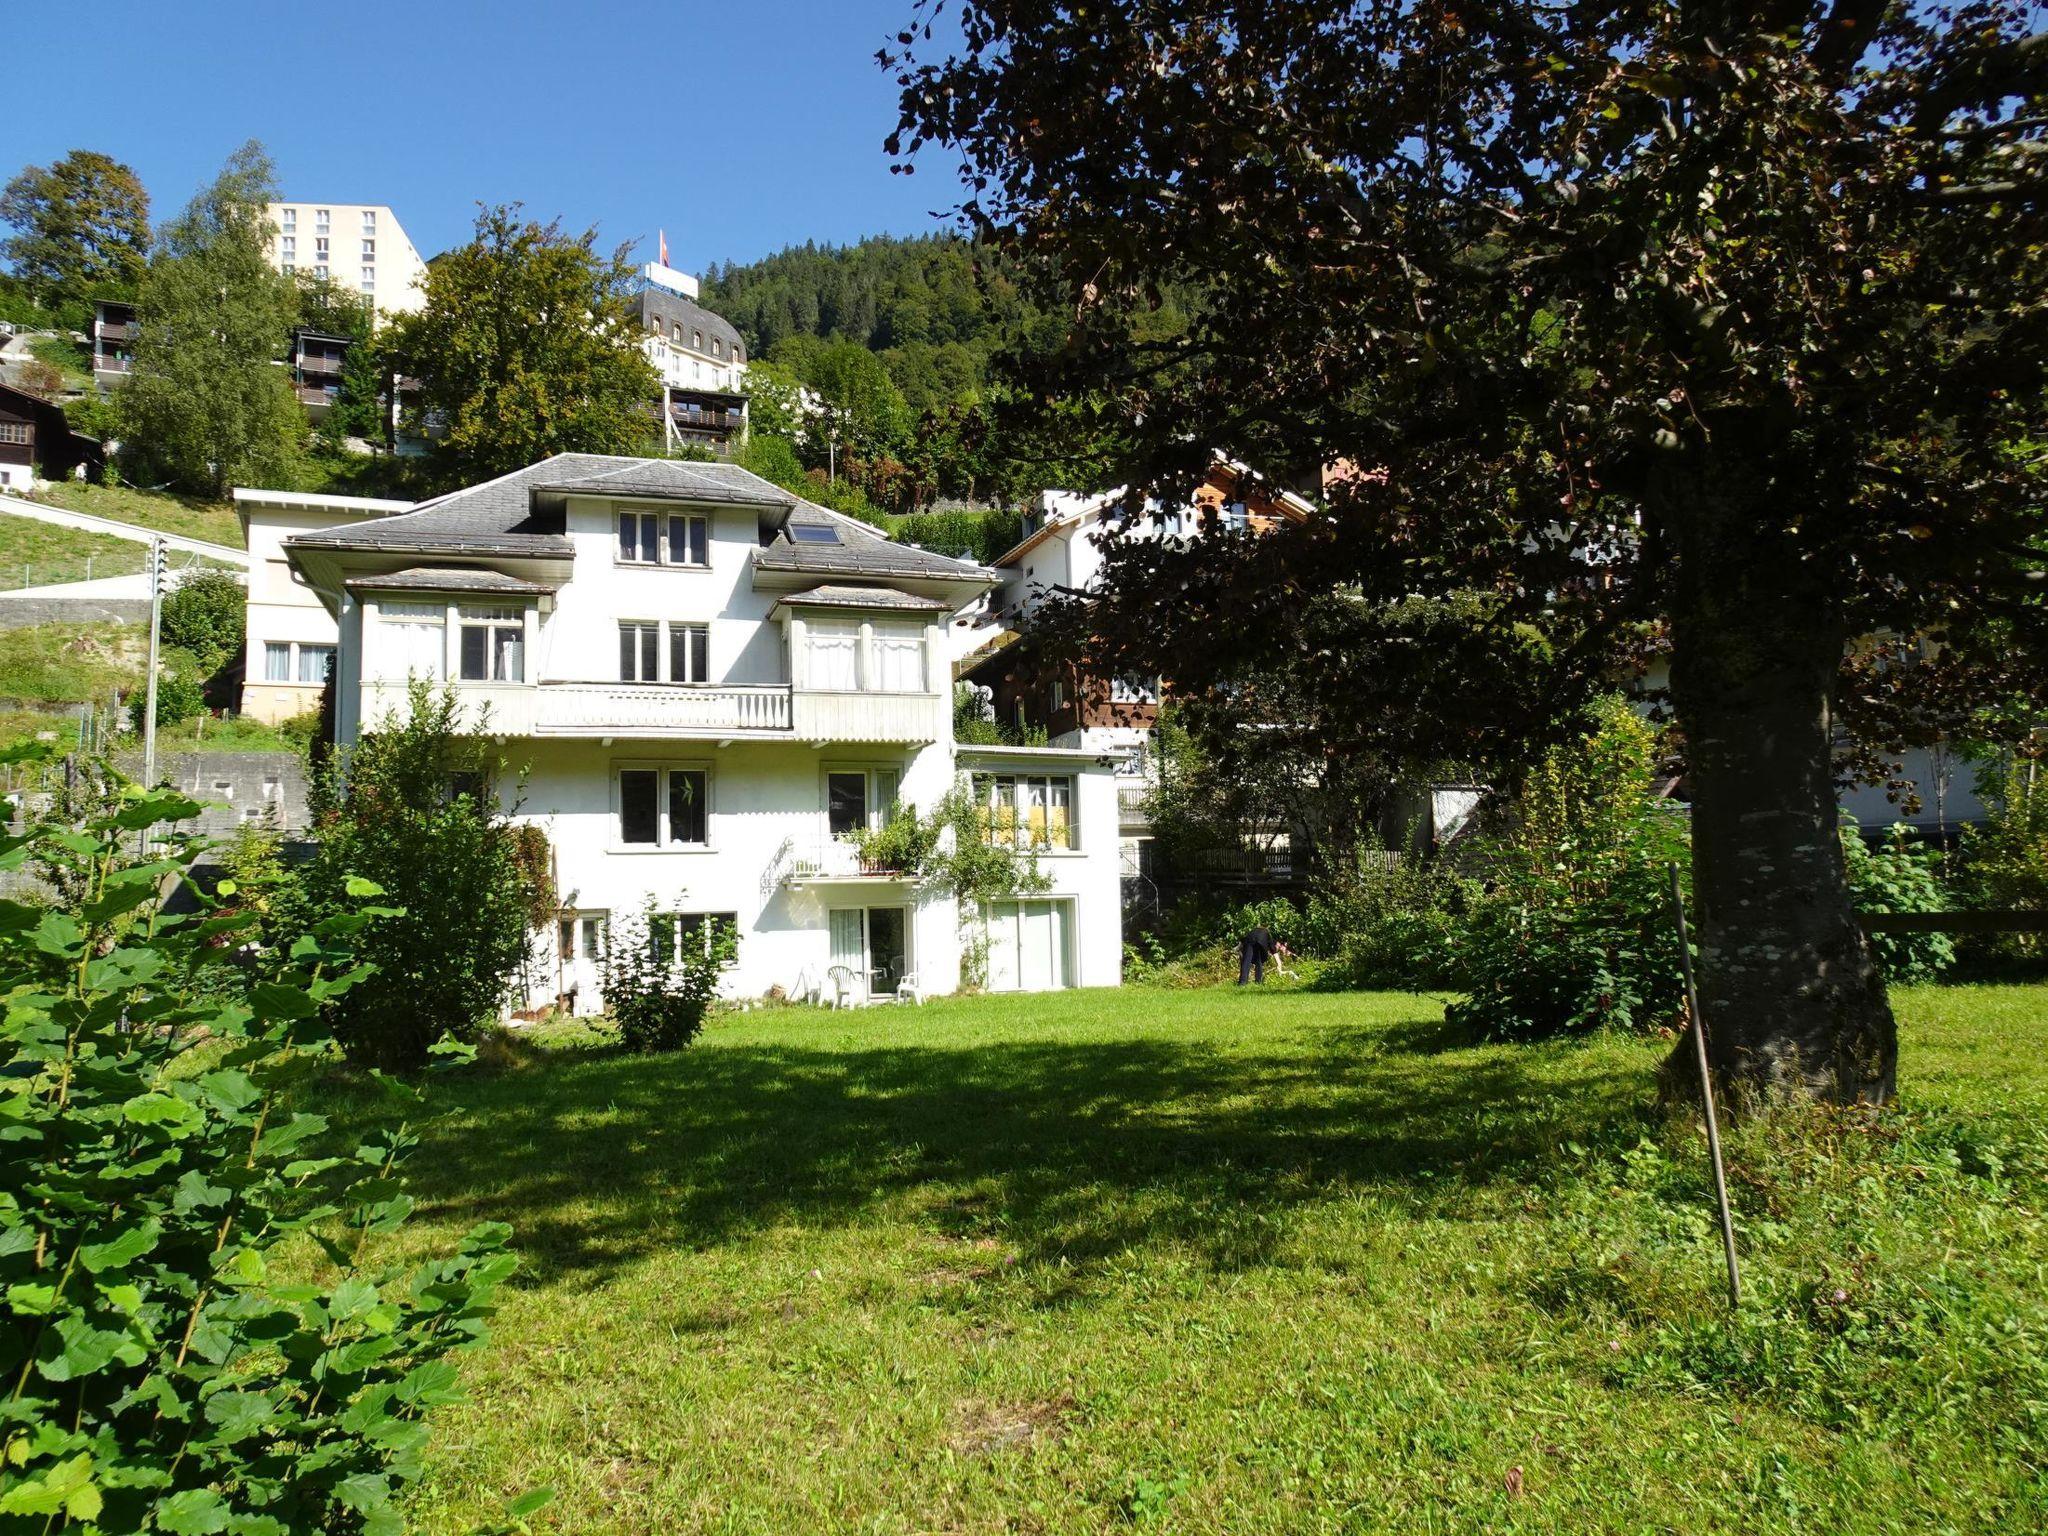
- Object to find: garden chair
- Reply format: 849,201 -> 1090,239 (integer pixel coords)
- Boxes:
824,964 -> 860,1009
894,972 -> 926,1005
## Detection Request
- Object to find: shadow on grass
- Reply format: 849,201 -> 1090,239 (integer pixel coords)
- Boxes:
355,1010 -> 1656,1289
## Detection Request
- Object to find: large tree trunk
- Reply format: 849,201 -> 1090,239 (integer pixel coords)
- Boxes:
1662,472 -> 1896,1106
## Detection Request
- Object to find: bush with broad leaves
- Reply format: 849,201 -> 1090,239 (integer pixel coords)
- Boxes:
0,761 -> 528,1534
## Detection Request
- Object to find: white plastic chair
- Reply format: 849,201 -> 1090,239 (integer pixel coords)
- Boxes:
825,964 -> 859,1009
894,972 -> 925,1006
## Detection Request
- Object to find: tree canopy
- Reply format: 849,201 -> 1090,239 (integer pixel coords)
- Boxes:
383,206 -> 660,485
0,149 -> 150,304
891,1 -> 2048,1104
120,142 -> 302,498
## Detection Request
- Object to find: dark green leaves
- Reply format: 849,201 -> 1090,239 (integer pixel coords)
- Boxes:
0,790 -> 513,1533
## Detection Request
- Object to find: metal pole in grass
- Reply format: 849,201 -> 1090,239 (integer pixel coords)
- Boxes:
1669,862 -> 1741,1309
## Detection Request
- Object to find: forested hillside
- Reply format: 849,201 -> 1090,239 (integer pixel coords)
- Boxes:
702,234 -> 1051,413
702,234 -> 1129,519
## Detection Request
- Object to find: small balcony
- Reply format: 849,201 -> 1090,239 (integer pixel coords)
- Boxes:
782,838 -> 913,887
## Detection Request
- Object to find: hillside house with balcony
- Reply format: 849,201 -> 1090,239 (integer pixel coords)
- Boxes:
960,459 -> 1315,878
284,454 -> 1122,1008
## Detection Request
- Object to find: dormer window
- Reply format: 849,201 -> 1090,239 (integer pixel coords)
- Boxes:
790,525 -> 840,545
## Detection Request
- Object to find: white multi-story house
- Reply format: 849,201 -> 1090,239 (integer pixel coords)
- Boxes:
268,203 -> 428,318
282,454 -> 1123,1007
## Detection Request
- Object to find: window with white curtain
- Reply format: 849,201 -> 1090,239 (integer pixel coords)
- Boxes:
381,602 -> 445,680
871,622 -> 925,693
297,644 -> 335,684
264,642 -> 291,682
805,620 -> 859,691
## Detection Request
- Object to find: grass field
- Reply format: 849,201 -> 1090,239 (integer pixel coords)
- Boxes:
324,984 -> 2048,1535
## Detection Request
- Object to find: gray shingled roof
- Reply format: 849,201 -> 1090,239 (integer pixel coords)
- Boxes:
633,288 -> 746,364
756,501 -> 995,584
344,567 -> 558,596
774,584 -> 955,612
287,454 -> 793,555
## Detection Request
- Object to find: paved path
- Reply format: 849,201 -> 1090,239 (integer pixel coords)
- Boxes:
0,491 -> 249,567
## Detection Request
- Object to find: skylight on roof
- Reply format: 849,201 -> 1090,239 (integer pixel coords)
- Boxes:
791,525 -> 841,544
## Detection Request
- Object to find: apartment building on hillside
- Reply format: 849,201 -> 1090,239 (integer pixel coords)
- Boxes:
268,203 -> 428,318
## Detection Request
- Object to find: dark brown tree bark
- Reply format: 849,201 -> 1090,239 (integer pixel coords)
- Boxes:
1662,467 -> 1897,1105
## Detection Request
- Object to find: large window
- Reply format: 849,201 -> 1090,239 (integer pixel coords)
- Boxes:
263,640 -> 331,685
975,773 -> 1077,851
617,509 -> 708,567
458,606 -> 523,682
619,621 -> 660,682
617,765 -> 710,848
827,767 -> 901,837
619,620 -> 709,683
805,620 -> 860,691
649,911 -> 738,967
871,622 -> 925,693
381,601 -> 445,679
670,622 -> 709,683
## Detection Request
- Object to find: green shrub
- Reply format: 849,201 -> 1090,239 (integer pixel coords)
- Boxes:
1444,696 -> 1691,1038
159,566 -> 247,673
599,898 -> 736,1052
0,763 -> 516,1533
279,707 -> 326,753
1959,749 -> 2048,965
150,643 -> 207,728
1841,819 -> 1955,983
297,681 -> 548,1071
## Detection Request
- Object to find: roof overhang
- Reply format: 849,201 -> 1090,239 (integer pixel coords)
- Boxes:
955,743 -> 1121,768
234,485 -> 414,544
770,586 -> 955,619
286,539 -> 575,620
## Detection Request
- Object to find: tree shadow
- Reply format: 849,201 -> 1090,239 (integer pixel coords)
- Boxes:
366,1009 -> 1656,1289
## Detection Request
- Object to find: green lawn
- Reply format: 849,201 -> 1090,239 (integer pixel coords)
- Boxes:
324,984 -> 2048,1535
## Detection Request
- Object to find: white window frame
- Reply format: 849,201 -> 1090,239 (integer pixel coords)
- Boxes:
974,772 -> 1079,853
378,601 -> 447,681
1110,674 -> 1161,705
823,763 -> 903,839
615,506 -> 709,569
613,761 -> 713,851
457,605 -> 525,683
262,639 -> 332,687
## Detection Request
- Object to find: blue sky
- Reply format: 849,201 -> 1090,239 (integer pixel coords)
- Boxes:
2,0 -> 962,274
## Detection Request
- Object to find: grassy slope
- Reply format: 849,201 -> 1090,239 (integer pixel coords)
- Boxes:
25,482 -> 244,548
335,985 -> 2048,1535
0,515 -> 143,589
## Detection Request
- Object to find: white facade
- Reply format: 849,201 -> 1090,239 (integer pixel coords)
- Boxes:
287,456 -> 1122,1010
267,203 -> 428,318
234,489 -> 414,723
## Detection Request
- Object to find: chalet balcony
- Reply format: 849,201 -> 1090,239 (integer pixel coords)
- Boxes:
96,321 -> 135,343
94,354 -> 132,373
358,678 -> 946,743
